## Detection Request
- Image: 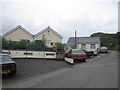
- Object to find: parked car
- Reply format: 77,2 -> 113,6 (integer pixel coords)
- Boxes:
99,47 -> 108,53
65,49 -> 87,62
82,49 -> 94,58
0,53 -> 17,76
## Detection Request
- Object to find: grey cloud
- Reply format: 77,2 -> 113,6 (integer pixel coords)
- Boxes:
56,17 -> 118,43
2,14 -> 117,43
1,2 -> 118,43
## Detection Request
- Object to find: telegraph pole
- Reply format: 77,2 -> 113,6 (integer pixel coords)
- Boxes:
75,30 -> 77,49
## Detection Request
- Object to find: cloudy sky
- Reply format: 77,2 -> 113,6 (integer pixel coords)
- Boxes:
1,0 -> 119,43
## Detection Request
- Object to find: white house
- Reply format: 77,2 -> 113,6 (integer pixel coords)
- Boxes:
65,37 -> 101,54
2,25 -> 34,42
2,25 -> 63,48
34,26 -> 63,47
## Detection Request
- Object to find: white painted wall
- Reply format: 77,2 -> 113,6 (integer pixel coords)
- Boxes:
2,50 -> 56,59
34,29 -> 62,43
4,28 -> 33,42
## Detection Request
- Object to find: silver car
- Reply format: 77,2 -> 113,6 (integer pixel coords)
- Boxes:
99,47 -> 108,53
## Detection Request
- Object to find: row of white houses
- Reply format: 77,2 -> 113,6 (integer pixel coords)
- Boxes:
2,25 -> 63,48
2,25 -> 101,55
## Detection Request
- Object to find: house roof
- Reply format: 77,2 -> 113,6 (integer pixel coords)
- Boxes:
2,25 -> 33,37
67,37 -> 100,48
34,26 -> 63,39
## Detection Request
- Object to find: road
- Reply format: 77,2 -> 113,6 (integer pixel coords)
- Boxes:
3,51 -> 118,88
2,59 -> 70,85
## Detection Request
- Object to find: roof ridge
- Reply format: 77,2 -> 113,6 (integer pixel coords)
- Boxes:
34,26 -> 63,39
2,25 -> 33,37
69,37 -> 100,38
48,26 -> 63,39
19,25 -> 33,37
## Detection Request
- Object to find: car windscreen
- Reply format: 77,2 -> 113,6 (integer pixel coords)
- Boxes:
0,55 -> 12,62
84,49 -> 92,51
72,50 -> 85,54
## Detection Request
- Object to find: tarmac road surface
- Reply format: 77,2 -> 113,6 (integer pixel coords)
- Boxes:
3,51 -> 118,88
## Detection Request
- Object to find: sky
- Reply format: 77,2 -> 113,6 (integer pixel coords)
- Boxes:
0,0 -> 119,43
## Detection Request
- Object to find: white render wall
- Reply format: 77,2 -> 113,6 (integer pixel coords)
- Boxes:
77,43 -> 100,54
34,29 -> 62,43
2,50 -> 56,59
4,28 -> 33,42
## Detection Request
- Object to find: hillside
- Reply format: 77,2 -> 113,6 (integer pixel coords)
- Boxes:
90,32 -> 120,51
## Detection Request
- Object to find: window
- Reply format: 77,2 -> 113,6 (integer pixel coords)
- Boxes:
45,41 -> 51,47
72,49 -> 85,54
81,44 -> 86,49
3,52 -> 11,55
91,44 -> 96,49
24,52 -> 33,55
46,53 -> 55,56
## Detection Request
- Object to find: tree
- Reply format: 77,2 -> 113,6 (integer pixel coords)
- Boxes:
34,40 -> 46,51
90,32 -> 120,51
55,42 -> 64,52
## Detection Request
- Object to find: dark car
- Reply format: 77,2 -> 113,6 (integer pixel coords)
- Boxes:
82,49 -> 94,58
65,49 -> 87,62
0,54 -> 17,76
99,47 -> 108,53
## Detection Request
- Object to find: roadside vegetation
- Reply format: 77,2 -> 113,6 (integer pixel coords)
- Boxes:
90,32 -> 120,51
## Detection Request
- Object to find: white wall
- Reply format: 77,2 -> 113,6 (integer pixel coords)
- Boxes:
34,29 -> 62,43
2,50 -> 56,59
4,28 -> 33,42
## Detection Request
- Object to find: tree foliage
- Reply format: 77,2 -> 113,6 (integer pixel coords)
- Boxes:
90,32 -> 120,51
55,42 -> 65,52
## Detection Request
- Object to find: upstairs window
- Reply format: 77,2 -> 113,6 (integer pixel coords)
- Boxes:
45,41 -> 51,47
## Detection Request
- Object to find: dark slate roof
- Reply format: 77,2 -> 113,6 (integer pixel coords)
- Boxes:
34,26 -> 63,39
2,25 -> 33,37
67,37 -> 100,48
